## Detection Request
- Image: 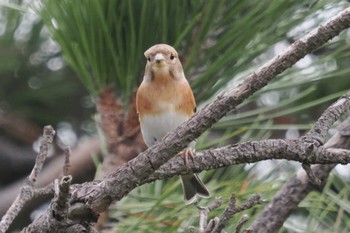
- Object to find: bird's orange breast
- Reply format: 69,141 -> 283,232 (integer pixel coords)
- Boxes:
136,73 -> 196,120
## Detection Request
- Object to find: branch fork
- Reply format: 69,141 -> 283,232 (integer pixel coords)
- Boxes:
2,6 -> 350,232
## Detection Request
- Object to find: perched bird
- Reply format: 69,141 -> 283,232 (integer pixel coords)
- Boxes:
136,44 -> 210,204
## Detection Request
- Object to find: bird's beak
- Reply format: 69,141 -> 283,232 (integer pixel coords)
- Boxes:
154,53 -> 166,67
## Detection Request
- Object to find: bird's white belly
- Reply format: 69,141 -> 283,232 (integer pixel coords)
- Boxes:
140,111 -> 189,147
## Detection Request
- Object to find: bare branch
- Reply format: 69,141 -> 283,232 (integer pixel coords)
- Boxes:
0,126 -> 55,233
194,197 -> 222,232
301,163 -> 321,186
0,136 -> 99,217
63,148 -> 71,177
151,92 -> 350,179
303,93 -> 350,144
151,139 -> 350,180
249,117 -> 350,232
21,175 -> 95,233
67,7 -> 350,216
189,195 -> 261,233
214,194 -> 237,231
210,194 -> 263,233
190,194 -> 262,233
19,7 -> 350,231
235,215 -> 249,233
46,89 -> 350,229
27,126 -> 55,185
52,176 -> 72,221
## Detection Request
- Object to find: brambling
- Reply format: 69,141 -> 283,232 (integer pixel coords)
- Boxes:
136,44 -> 210,204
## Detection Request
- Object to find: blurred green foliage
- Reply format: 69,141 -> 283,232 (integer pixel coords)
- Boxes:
0,2 -> 93,132
1,0 -> 350,232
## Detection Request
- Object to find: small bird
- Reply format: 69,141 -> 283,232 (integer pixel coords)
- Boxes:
136,44 -> 210,204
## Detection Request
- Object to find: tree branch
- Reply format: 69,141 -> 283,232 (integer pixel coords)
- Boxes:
68,5 -> 350,213
150,91 -> 350,179
150,136 -> 350,180
189,197 -> 222,233
249,116 -> 350,233
210,194 -> 263,233
0,126 -> 55,233
14,6 -> 350,231
235,214 -> 249,233
189,195 -> 262,233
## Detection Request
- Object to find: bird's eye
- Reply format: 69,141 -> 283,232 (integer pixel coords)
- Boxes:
147,57 -> 151,62
170,54 -> 175,60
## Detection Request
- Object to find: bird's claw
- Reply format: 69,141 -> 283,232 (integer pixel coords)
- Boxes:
179,149 -> 194,171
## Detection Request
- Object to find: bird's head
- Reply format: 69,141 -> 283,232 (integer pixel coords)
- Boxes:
144,44 -> 184,81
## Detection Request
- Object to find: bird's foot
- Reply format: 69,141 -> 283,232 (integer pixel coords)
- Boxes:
178,149 -> 194,171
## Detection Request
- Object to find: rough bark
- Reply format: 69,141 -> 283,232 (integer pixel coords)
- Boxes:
249,117 -> 350,232
2,6 -> 350,232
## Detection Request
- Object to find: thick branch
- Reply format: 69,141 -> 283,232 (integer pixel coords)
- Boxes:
143,92 -> 350,181
24,6 -> 350,230
249,117 -> 350,232
70,5 -> 350,211
148,138 -> 350,180
21,176 -> 94,233
69,90 -> 350,221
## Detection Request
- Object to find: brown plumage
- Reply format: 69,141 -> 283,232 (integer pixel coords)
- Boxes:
136,44 -> 210,204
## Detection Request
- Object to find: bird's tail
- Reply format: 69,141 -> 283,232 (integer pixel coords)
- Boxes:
180,174 -> 210,204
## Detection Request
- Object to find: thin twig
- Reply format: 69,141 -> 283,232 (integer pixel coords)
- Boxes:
304,93 -> 350,145
20,135 -> 94,232
191,194 -> 262,233
21,176 -> 75,233
70,5 -> 350,212
22,6 -> 350,231
250,117 -> 350,232
63,148 -> 71,177
194,197 -> 223,232
301,163 -> 321,186
235,214 -> 249,233
52,176 -> 72,221
27,126 -> 55,185
210,194 -> 263,233
0,126 -> 55,233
